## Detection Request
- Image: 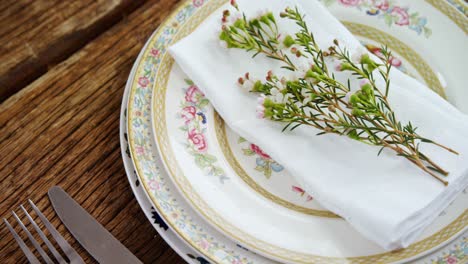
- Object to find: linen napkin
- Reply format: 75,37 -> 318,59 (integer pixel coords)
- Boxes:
169,0 -> 468,250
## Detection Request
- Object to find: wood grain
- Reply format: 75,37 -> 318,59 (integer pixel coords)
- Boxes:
0,0 -> 146,103
0,0 -> 185,263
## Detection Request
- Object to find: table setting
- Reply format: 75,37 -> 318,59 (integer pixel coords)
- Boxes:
124,0 -> 468,263
1,0 -> 467,263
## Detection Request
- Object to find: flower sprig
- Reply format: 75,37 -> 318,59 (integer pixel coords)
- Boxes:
219,3 -> 458,185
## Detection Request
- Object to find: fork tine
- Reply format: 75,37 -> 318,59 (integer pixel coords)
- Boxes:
12,211 -> 54,264
28,200 -> 83,263
3,218 -> 41,264
20,204 -> 67,264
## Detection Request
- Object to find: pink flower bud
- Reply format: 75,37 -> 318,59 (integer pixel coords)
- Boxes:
245,72 -> 250,80
359,79 -> 370,87
334,63 -> 342,71
238,77 -> 245,85
257,95 -> 266,105
256,102 -> 265,119
266,70 -> 273,81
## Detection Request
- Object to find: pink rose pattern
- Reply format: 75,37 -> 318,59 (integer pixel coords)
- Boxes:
374,0 -> 389,11
324,0 -> 432,37
185,85 -> 204,103
391,6 -> 409,26
181,106 -> 196,124
339,0 -> 361,6
250,144 -> 271,159
178,79 -> 227,182
429,236 -> 467,264
192,0 -> 204,8
149,48 -> 160,57
138,77 -> 149,88
188,128 -> 207,152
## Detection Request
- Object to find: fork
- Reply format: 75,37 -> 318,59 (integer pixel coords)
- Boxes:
3,200 -> 84,264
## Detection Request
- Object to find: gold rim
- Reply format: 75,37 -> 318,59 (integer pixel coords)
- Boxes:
426,0 -> 468,33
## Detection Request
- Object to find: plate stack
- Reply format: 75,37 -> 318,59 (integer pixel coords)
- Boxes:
120,0 -> 468,263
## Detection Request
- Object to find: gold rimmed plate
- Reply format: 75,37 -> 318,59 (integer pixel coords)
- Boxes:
127,0 -> 468,263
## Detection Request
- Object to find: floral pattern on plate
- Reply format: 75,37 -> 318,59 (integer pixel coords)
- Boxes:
179,79 -> 228,182
429,236 -> 467,264
238,137 -> 284,178
291,186 -> 314,202
322,0 -> 432,37
238,137 -> 319,202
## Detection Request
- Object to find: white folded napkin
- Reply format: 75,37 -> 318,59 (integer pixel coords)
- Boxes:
169,0 -> 468,250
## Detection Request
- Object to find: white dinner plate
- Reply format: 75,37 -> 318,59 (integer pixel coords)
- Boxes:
126,0 -> 468,263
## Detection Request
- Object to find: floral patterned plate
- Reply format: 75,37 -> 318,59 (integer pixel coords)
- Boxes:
126,0 -> 468,263
120,63 -> 203,264
121,44 -> 467,264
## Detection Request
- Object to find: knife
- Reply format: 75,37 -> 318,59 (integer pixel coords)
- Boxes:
48,186 -> 143,264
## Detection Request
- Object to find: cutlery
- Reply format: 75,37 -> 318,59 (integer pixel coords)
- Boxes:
48,186 -> 143,264
4,200 -> 84,264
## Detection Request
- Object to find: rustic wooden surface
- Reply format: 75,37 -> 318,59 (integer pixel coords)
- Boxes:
0,0 -> 187,263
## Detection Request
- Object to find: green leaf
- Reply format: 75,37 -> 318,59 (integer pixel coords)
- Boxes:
264,163 -> 272,178
195,155 -> 208,167
423,27 -> 432,38
198,99 -> 210,108
203,154 -> 218,163
255,165 -> 265,172
322,0 -> 335,6
242,149 -> 255,156
384,14 -> 393,26
184,79 -> 194,86
238,137 -> 247,143
213,167 -> 225,176
377,146 -> 386,156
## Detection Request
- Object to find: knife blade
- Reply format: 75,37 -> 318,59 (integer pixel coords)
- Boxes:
48,186 -> 143,264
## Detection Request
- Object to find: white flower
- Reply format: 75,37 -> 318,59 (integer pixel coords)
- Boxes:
301,88 -> 314,105
352,47 -> 367,63
275,81 -> 285,91
289,70 -> 303,80
242,79 -> 254,90
277,33 -> 286,43
257,95 -> 266,104
344,91 -> 352,103
270,88 -> 280,96
274,93 -> 284,103
219,40 -> 228,49
230,11 -> 242,23
256,8 -> 268,17
297,60 -> 310,73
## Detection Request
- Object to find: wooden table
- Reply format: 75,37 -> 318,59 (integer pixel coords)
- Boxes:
0,0 -> 187,263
